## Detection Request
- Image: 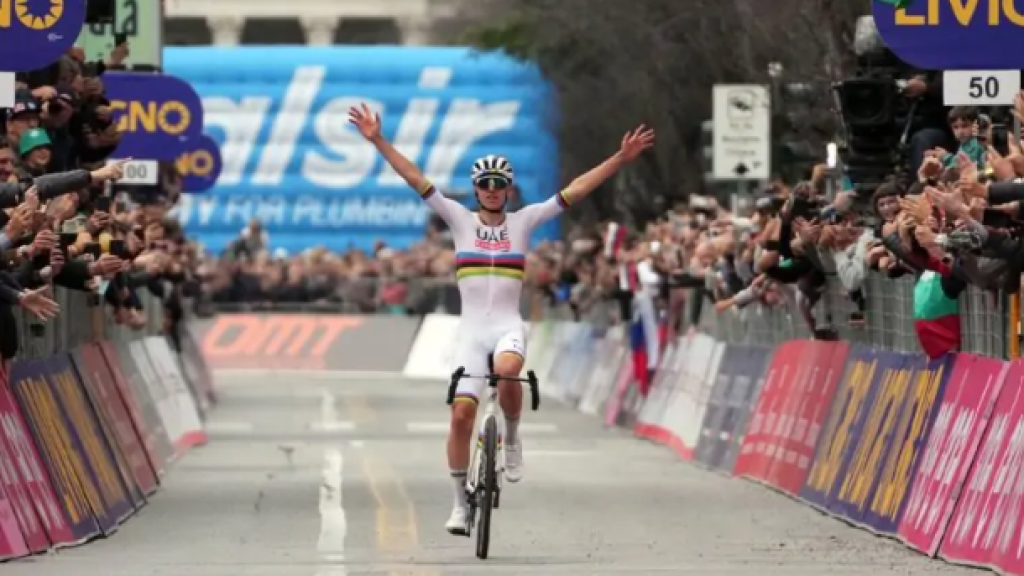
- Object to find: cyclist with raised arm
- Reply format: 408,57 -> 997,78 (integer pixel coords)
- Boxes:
348,103 -> 655,535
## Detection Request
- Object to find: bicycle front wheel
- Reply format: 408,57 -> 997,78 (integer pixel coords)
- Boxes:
475,416 -> 498,560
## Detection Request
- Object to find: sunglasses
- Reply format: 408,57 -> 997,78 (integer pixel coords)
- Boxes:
475,176 -> 511,191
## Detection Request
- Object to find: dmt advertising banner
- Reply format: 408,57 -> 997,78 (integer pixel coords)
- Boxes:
0,0 -> 84,72
165,46 -> 560,254
104,72 -> 205,160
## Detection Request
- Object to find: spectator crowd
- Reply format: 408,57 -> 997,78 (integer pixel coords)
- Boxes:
205,88 -> 1024,366
1,44 -> 201,362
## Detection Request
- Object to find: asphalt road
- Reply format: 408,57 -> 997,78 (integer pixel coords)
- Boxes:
4,373 -> 984,575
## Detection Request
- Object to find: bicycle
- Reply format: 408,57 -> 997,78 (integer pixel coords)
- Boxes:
446,364 -> 540,560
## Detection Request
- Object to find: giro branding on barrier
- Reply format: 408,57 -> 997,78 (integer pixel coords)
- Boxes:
899,355 -> 1002,555
0,328 -> 212,558
498,313 -> 1024,576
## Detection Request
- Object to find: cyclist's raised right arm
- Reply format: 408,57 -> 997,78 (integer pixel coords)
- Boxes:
369,135 -> 466,223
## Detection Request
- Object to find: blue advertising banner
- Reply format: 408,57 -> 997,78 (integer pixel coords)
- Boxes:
801,346 -> 886,510
0,0 -> 85,72
47,353 -> 135,526
104,72 -> 205,160
809,350 -> 911,521
165,46 -> 560,254
872,0 -> 1024,69
8,360 -> 100,542
860,354 -> 952,534
176,134 -> 222,193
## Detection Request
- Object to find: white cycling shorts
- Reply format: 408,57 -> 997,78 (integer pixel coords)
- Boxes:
451,319 -> 527,402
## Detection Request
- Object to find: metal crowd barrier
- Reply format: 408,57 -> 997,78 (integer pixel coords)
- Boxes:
14,288 -> 166,361
696,272 -> 1010,360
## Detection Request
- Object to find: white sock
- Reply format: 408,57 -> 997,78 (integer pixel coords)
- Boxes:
450,470 -> 468,507
505,415 -> 520,445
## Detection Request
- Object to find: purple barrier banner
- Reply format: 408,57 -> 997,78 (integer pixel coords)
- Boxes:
800,347 -> 897,513
47,355 -> 135,529
9,360 -> 100,543
718,345 -> 770,472
827,350 -> 912,524
858,354 -> 953,534
899,355 -> 1001,556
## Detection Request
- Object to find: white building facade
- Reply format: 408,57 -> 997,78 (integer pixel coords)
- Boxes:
165,0 -> 460,45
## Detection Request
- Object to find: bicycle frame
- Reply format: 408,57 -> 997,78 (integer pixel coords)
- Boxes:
446,367 -> 541,500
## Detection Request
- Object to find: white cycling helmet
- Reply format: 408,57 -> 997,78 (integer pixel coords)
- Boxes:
471,155 -> 514,186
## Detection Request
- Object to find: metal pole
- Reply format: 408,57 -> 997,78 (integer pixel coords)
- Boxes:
1008,115 -> 1022,359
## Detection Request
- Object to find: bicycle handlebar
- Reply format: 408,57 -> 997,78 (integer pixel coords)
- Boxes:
446,366 -> 541,411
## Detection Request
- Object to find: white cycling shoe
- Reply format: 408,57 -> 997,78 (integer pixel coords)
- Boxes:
504,439 -> 524,483
445,504 -> 471,536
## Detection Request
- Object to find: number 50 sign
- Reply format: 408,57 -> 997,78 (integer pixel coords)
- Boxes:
943,70 -> 1022,106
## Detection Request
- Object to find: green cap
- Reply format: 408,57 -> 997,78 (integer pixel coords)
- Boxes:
19,128 -> 51,157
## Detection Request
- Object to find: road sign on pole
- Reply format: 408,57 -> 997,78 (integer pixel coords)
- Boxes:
712,84 -> 771,181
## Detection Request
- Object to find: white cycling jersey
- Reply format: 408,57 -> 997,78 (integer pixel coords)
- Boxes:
418,181 -> 571,400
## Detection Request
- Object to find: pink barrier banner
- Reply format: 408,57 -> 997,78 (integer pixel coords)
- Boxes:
0,373 -> 45,555
898,355 -> 1000,555
0,483 -> 26,560
939,359 -> 1024,569
0,373 -> 74,548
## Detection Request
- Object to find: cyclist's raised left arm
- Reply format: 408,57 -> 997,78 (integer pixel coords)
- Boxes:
518,125 -> 656,227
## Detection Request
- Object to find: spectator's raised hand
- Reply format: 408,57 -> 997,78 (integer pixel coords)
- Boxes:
914,225 -> 945,260
31,86 -> 56,101
986,145 -> 1016,181
89,253 -> 123,277
18,286 -> 59,320
348,103 -> 382,140
90,158 -> 132,182
30,229 -> 56,255
5,204 -> 33,239
49,248 -> 64,276
898,195 -> 931,223
925,185 -> 967,217
918,156 -> 943,181
87,211 -> 110,234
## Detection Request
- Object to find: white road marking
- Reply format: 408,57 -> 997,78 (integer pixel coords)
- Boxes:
308,421 -> 357,432
316,390 -> 346,574
309,389 -> 356,431
405,422 -> 560,434
204,421 -> 255,433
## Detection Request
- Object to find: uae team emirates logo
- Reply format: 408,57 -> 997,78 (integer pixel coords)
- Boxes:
475,226 -> 511,252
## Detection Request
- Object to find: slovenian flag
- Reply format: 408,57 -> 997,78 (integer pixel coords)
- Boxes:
629,314 -> 650,396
